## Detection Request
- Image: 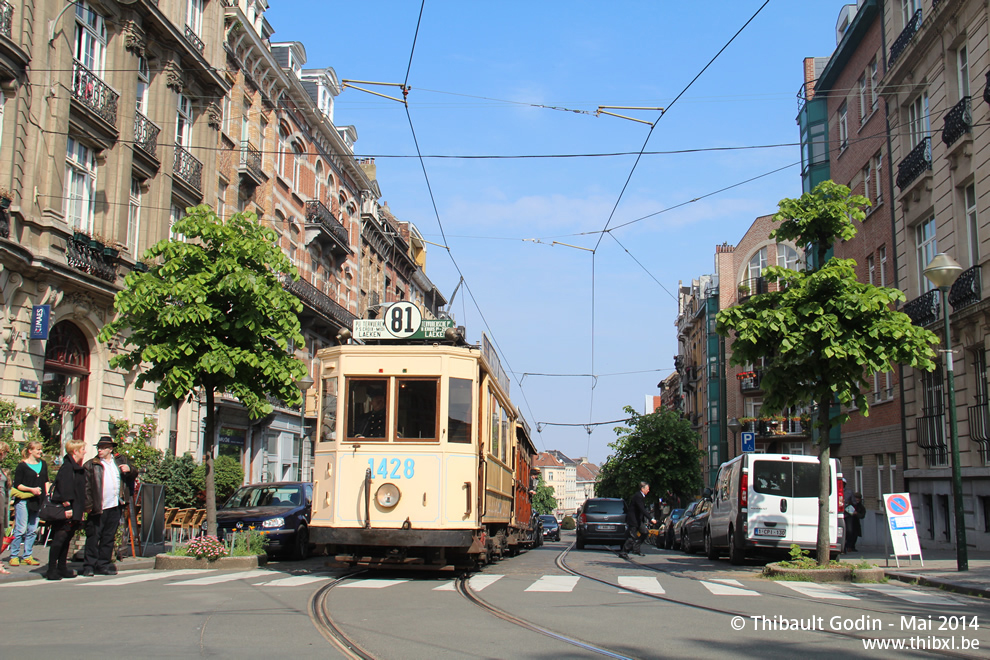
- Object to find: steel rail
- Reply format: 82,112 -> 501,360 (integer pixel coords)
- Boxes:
308,571 -> 376,660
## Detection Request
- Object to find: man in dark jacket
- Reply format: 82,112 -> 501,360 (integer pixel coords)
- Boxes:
82,437 -> 136,576
46,439 -> 88,580
619,482 -> 655,559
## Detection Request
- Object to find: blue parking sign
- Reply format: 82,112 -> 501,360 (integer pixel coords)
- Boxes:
741,432 -> 756,453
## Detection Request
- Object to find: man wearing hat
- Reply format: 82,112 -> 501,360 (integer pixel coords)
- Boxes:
82,437 -> 135,576
354,387 -> 387,438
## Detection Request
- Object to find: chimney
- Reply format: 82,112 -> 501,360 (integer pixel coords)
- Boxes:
358,157 -> 377,180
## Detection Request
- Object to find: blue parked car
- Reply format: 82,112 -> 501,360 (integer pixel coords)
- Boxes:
215,482 -> 313,560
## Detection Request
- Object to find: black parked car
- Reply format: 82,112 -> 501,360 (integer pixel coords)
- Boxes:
576,497 -> 627,549
216,482 -> 313,560
679,499 -> 712,554
658,508 -> 685,549
671,501 -> 698,552
541,515 -> 561,542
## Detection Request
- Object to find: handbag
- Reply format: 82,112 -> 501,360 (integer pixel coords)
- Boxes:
39,494 -> 67,523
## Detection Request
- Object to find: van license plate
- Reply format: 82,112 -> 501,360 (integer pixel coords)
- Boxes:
755,528 -> 785,537
598,525 -> 615,531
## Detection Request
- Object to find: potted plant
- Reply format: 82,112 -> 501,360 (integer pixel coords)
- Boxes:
0,185 -> 12,210
737,283 -> 750,296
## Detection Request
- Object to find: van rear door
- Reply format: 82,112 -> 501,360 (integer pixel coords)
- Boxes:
749,456 -> 834,546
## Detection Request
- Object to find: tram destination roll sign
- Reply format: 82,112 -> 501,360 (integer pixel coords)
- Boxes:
353,301 -> 454,340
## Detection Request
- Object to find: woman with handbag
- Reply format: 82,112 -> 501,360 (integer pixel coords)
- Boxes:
45,439 -> 87,581
7,441 -> 48,568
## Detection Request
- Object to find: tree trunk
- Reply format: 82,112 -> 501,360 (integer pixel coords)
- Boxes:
204,385 -> 217,537
816,397 -> 832,565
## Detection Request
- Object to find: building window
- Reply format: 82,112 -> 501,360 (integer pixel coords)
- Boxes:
217,181 -> 227,218
867,254 -> 875,285
186,0 -> 204,37
858,75 -> 868,123
277,125 -> 289,178
888,453 -> 896,493
901,0 -> 921,28
853,456 -> 864,496
314,161 -> 323,203
939,494 -> 951,541
916,217 -> 937,292
957,44 -> 970,100
777,244 -> 800,270
863,163 -> 872,209
838,102 -> 848,150
874,152 -> 883,206
876,453 -> 885,506
982,496 -> 990,533
919,365 -> 947,468
873,370 -> 892,403
292,142 -> 304,191
176,93 -> 193,148
74,2 -> 107,75
169,203 -> 186,242
972,347 -> 990,466
879,246 -> 887,287
907,92 -> 930,146
65,138 -> 97,233
869,58 -> 879,112
127,178 -> 141,256
965,184 -> 979,266
136,57 -> 149,114
748,247 -> 767,281
922,494 -> 934,539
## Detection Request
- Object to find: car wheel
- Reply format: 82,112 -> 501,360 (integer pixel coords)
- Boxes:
575,536 -> 585,550
705,529 -> 719,560
681,531 -> 692,553
291,524 -> 311,561
728,526 -> 745,565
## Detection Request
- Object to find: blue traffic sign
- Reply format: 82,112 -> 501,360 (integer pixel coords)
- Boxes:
741,431 -> 755,453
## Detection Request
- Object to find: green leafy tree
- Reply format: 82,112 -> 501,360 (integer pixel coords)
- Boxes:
716,181 -> 938,563
98,206 -> 307,534
596,407 -> 702,504
531,475 -> 558,515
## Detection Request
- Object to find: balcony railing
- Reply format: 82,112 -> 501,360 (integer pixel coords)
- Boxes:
942,96 -> 972,147
173,145 -> 203,192
184,25 -> 205,53
740,417 -> 806,436
66,238 -> 119,283
968,401 -> 990,465
304,199 -> 349,252
889,9 -> 922,66
238,141 -> 265,184
737,276 -> 768,301
134,110 -> 160,158
903,288 -> 940,326
917,412 -> 948,468
739,370 -> 763,393
71,60 -> 119,126
895,136 -> 932,190
1,1 -> 13,39
948,265 -> 981,310
279,273 -> 356,330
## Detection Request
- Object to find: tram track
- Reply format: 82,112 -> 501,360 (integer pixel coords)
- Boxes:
309,571 -> 376,660
555,543 -> 985,659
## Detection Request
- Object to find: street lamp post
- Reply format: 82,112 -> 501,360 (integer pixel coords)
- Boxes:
727,417 -> 742,458
923,253 -> 968,572
297,374 -> 315,481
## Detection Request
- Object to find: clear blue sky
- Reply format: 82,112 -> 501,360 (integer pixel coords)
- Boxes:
267,1 -> 848,465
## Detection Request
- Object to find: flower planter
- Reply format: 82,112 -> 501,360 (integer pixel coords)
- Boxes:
154,553 -> 266,571
89,239 -> 103,250
103,246 -> 119,259
763,561 -> 881,582
133,262 -> 149,273
73,231 -> 90,244
0,197 -> 11,210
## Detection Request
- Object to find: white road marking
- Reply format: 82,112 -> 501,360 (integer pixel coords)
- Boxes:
256,574 -> 331,587
525,575 -> 580,592
700,580 -> 760,596
435,574 -> 505,591
852,583 -> 956,605
617,576 -> 665,595
81,569 -> 212,585
166,569 -> 272,586
776,581 -> 859,600
337,578 -> 410,589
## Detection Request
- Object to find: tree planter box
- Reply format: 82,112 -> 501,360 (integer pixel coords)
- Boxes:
154,553 -> 266,570
764,563 -> 854,582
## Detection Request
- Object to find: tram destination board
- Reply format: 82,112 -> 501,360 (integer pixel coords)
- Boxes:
353,301 -> 454,340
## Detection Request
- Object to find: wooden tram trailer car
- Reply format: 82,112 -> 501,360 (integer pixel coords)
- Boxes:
311,324 -> 540,568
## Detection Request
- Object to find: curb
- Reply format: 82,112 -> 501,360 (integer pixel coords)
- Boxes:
885,571 -> 990,599
154,553 -> 266,570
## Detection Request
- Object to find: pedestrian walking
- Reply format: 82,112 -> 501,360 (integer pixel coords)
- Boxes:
619,482 -> 655,559
844,491 -> 866,553
46,439 -> 87,581
7,440 -> 48,567
82,437 -> 135,576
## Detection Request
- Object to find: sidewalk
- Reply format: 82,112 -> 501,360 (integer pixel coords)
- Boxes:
2,534 -> 158,583
844,545 -> 990,598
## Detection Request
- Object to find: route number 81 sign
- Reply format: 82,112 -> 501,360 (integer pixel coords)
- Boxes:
386,301 -> 422,339
352,301 -> 454,341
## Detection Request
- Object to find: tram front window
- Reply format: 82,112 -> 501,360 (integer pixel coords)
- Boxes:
348,379 -> 388,439
396,379 -> 438,441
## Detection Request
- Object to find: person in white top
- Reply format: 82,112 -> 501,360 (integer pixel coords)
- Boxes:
82,437 -> 135,576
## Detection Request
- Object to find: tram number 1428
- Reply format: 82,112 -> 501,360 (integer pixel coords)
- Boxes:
368,457 -> 416,480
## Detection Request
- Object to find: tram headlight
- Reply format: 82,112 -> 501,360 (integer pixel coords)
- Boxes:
375,483 -> 401,508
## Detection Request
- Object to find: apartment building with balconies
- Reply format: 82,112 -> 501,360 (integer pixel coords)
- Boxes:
881,0 -> 990,551
0,0 -> 228,459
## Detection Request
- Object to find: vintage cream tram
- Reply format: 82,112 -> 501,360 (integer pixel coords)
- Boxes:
310,302 -> 540,568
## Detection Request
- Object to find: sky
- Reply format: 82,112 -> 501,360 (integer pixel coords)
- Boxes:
266,1 -> 848,465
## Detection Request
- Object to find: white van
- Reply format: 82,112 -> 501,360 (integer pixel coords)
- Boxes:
705,453 -> 843,564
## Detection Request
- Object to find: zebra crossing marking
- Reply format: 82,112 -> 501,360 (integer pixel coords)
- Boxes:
256,574 -> 331,587
524,575 -> 580,592
433,574 -> 504,591
166,569 -> 272,587
776,582 -> 859,600
81,569 -> 212,586
851,583 -> 956,605
617,576 -> 665,595
700,579 -> 760,596
338,578 -> 410,589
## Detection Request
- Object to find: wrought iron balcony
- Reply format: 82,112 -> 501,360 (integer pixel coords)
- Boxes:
71,60 -> 119,126
889,9 -> 922,66
134,110 -> 160,158
917,412 -> 948,468
969,400 -> 990,465
305,199 -> 350,255
737,276 -> 768,301
0,1 -> 13,39
184,25 -> 205,53
903,288 -> 940,326
173,145 -> 203,193
238,141 -> 265,186
66,237 -> 119,283
942,96 -> 972,147
948,265 -> 981,310
895,136 -> 932,190
279,273 -> 356,330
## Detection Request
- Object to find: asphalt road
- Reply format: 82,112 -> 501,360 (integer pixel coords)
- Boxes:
2,532 -> 988,659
